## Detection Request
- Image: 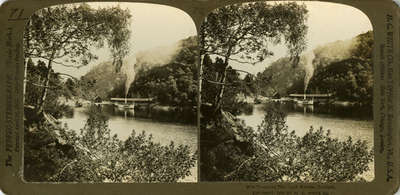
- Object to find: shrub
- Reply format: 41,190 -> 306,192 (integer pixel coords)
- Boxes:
24,122 -> 76,182
223,108 -> 374,182
25,105 -> 196,182
122,131 -> 196,182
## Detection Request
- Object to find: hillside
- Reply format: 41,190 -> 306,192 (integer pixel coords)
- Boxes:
80,61 -> 126,99
308,31 -> 373,105
134,36 -> 197,71
256,31 -> 372,98
256,57 -> 306,97
81,36 -> 198,100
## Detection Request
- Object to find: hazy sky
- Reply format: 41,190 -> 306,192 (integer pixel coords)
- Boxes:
51,1 -> 373,77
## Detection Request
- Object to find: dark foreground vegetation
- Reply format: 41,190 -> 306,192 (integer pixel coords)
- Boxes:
200,105 -> 373,182
25,105 -> 196,182
200,2 -> 374,182
23,4 -> 196,182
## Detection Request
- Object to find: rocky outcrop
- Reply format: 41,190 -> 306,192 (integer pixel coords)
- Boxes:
200,105 -> 254,181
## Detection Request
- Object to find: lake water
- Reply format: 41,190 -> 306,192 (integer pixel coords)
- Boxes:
60,105 -> 198,182
237,102 -> 374,181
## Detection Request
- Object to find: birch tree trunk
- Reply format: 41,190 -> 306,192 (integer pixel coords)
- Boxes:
36,52 -> 55,115
214,57 -> 229,112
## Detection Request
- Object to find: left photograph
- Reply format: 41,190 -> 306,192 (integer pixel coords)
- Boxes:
23,2 -> 198,183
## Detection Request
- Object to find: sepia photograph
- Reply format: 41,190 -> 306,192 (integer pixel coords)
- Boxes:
200,1 -> 374,182
23,2 -> 198,183
1,0 -> 400,194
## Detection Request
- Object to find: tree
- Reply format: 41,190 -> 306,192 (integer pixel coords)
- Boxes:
25,105 -> 196,182
24,3 -> 131,114
128,36 -> 198,108
24,59 -> 74,120
350,31 -> 373,63
308,58 -> 372,105
201,56 -> 253,114
255,56 -> 306,96
200,2 -> 308,111
242,74 -> 257,97
201,104 -> 373,182
307,31 -> 373,105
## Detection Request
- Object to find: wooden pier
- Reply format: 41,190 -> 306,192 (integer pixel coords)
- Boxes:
109,98 -> 154,109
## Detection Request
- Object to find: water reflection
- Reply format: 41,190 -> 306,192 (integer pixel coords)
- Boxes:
111,106 -> 136,118
293,103 -> 314,114
238,102 -> 373,146
62,104 -> 197,153
249,101 -> 373,120
74,104 -> 196,124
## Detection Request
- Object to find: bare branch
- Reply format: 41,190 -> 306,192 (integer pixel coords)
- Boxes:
27,77 -> 67,89
52,61 -> 85,68
228,57 -> 258,65
26,54 -> 53,61
27,81 -> 60,89
27,54 -> 85,69
49,159 -> 77,181
57,73 -> 79,80
228,68 -> 255,76
24,105 -> 35,109
205,79 -> 235,86
224,156 -> 256,180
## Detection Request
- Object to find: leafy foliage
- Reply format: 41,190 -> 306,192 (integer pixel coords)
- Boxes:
200,2 -> 308,110
254,30 -> 373,105
239,107 -> 372,182
201,2 -> 308,64
130,62 -> 197,107
81,36 -> 199,108
307,31 -> 373,106
128,37 -> 198,107
24,3 -> 132,114
201,106 -> 373,182
24,4 -> 196,183
308,58 -> 372,105
350,31 -> 373,63
24,119 -> 76,182
25,59 -> 74,119
200,3 -> 373,182
25,105 -> 196,182
201,55 -> 255,114
255,57 -> 306,97
77,61 -> 126,101
24,4 -> 131,70
122,131 -> 196,182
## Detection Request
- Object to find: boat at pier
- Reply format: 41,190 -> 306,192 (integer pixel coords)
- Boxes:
289,93 -> 333,105
295,98 -> 314,105
116,103 -> 135,109
110,97 -> 154,110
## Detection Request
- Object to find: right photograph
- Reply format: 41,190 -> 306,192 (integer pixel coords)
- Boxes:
199,1 -> 374,182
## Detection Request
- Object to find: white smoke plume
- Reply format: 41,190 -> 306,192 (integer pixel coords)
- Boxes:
313,39 -> 356,62
120,39 -> 185,97
135,42 -> 182,71
121,57 -> 136,97
303,51 -> 315,93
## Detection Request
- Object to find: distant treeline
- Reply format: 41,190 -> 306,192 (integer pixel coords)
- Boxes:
256,31 -> 373,106
77,31 -> 373,108
127,36 -> 198,107
82,36 -> 198,108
